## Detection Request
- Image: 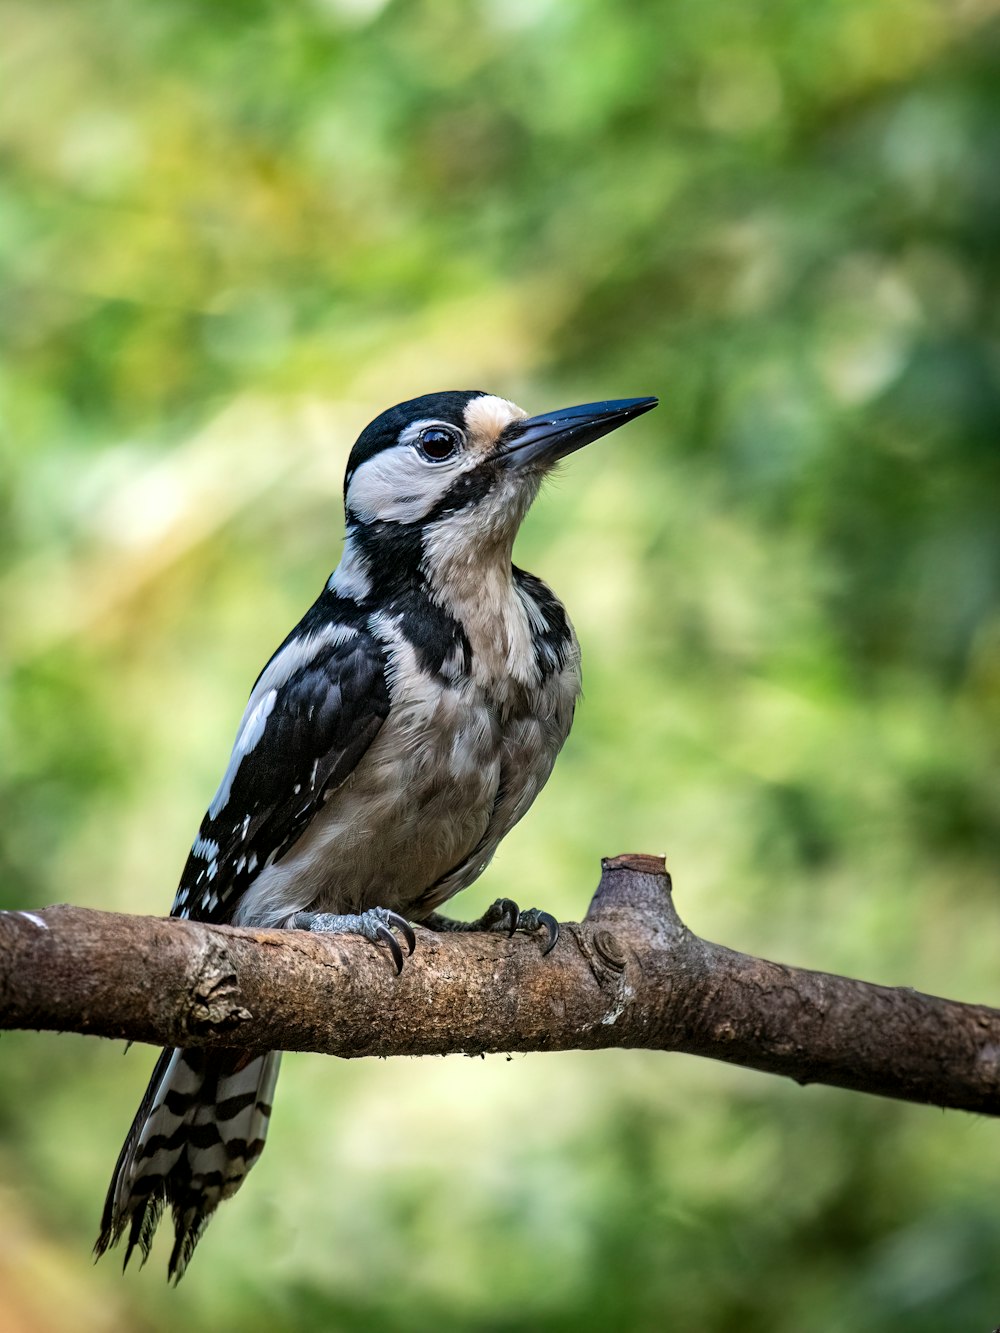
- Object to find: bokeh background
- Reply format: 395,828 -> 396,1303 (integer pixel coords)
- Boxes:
2,1 -> 1000,1329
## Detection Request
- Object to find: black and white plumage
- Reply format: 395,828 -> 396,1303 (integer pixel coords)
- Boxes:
95,389 -> 657,1280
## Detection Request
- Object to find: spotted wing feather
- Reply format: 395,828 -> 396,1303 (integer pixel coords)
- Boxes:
172,606 -> 389,925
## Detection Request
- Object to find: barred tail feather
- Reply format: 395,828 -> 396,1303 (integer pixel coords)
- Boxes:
95,1047 -> 281,1282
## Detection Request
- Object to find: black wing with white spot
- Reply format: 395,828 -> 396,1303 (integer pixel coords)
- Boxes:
171,609 -> 389,925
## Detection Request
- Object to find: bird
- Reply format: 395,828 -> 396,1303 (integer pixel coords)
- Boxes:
95,388 -> 657,1281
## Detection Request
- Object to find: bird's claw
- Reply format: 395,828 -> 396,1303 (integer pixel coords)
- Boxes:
399,899 -> 560,954
380,910 -> 417,957
479,899 -> 559,953
480,897 -> 520,937
294,907 -> 416,975
519,907 -> 560,955
374,924 -> 403,974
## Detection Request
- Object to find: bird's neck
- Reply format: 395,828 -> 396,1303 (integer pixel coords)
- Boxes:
420,520 -> 544,692
417,499 -> 517,620
333,517 -> 520,603
327,531 -> 376,601
330,523 -> 429,603
331,522 -> 544,690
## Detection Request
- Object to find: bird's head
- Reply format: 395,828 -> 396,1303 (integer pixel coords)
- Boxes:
340,390 -> 657,594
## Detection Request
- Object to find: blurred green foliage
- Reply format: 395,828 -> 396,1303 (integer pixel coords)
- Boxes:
2,0 -> 1000,1328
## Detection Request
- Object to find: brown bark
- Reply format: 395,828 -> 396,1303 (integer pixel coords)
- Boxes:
2,855 -> 998,1116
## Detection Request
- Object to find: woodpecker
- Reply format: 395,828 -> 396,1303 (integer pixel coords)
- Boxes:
95,389 -> 657,1281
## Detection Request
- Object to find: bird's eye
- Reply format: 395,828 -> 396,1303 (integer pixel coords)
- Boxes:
418,427 -> 460,462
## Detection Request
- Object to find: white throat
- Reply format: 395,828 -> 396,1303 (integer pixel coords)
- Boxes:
419,492 -> 541,692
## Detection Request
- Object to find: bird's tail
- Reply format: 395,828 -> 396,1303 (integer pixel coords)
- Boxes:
95,1046 -> 281,1282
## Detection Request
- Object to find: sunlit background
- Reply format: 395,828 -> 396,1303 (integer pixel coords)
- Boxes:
2,1 -> 1000,1329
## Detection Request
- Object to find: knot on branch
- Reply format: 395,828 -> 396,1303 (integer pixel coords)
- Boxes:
182,936 -> 252,1039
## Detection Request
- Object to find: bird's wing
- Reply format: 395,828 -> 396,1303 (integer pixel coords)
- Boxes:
171,613 -> 389,925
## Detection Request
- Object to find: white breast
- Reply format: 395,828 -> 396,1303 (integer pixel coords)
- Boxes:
231,640 -> 503,928
232,582 -> 581,930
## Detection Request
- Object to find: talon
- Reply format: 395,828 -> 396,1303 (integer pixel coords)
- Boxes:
420,900 -> 559,953
385,912 -> 416,956
375,924 -> 404,974
498,897 -> 519,936
538,911 -> 559,955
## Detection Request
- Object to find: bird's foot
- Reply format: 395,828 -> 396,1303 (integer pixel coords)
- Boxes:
293,907 -> 416,975
423,898 -> 559,955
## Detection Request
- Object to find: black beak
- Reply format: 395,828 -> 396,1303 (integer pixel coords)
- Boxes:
500,396 -> 658,470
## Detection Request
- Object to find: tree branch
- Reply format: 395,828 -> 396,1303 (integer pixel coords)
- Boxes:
2,855 -> 998,1116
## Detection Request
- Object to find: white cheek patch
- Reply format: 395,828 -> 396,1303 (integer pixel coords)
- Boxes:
346,444 -> 470,525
